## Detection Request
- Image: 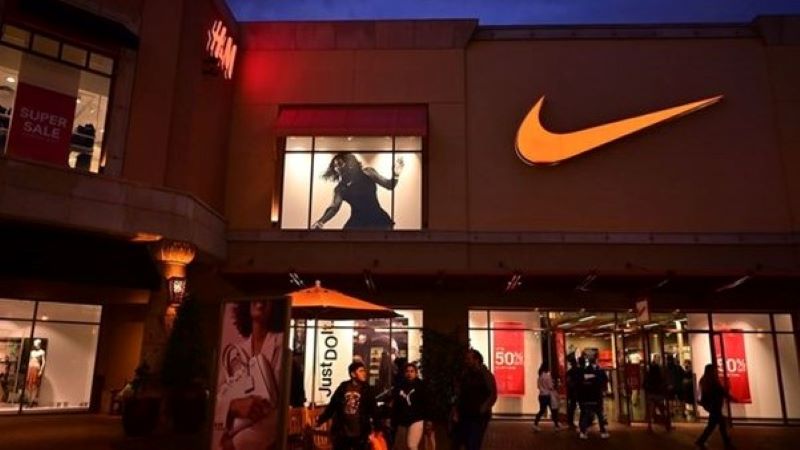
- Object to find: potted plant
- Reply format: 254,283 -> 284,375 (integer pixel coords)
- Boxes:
120,362 -> 161,436
161,296 -> 209,433
420,328 -> 467,448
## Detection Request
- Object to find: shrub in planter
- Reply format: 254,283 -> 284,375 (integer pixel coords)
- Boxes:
161,297 -> 209,433
420,328 -> 467,421
120,362 -> 161,437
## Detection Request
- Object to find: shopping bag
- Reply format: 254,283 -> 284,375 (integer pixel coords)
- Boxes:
369,431 -> 388,450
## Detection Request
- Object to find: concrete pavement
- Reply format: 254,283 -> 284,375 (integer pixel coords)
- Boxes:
0,414 -> 797,449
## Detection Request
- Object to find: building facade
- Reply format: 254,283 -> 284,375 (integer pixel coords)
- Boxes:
0,0 -> 798,426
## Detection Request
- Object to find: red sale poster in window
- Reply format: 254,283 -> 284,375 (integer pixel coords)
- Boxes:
493,321 -> 525,396
714,332 -> 752,403
6,82 -> 76,166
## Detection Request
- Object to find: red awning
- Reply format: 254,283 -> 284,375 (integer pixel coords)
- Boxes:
275,105 -> 428,137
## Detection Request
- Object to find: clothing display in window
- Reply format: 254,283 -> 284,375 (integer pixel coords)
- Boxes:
70,123 -> 95,150
23,338 -> 46,406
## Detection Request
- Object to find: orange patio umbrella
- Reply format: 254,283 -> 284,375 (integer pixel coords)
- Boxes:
289,280 -> 398,320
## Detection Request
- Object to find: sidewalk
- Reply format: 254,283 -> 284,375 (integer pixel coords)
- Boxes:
0,414 -> 797,449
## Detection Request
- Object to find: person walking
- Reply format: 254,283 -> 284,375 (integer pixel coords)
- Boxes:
695,364 -> 734,449
533,363 -> 561,431
644,358 -> 672,432
452,349 -> 497,450
565,358 -> 582,430
316,361 -> 378,450
391,362 -> 432,450
577,357 -> 609,440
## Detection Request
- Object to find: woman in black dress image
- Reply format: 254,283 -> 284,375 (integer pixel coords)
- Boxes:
312,152 -> 404,230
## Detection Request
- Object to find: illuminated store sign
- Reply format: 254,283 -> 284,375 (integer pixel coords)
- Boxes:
206,20 -> 237,80
515,94 -> 722,165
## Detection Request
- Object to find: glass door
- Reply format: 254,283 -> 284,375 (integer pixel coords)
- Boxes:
617,330 -> 648,423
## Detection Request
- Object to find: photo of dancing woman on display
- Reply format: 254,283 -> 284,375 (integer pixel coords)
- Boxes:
312,152 -> 404,230
215,300 -> 285,450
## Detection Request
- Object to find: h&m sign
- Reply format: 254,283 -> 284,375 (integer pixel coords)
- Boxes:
206,20 -> 237,80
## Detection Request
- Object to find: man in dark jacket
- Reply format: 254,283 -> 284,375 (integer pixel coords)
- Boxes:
452,349 -> 497,450
565,358 -> 582,429
577,358 -> 609,439
317,361 -> 377,450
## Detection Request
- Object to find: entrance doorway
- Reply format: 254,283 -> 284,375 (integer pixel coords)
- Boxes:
548,311 -> 697,425
615,312 -> 698,425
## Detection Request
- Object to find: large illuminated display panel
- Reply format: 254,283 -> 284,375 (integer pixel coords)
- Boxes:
280,136 -> 422,230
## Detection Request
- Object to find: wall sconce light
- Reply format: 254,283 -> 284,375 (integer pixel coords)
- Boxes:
168,276 -> 187,305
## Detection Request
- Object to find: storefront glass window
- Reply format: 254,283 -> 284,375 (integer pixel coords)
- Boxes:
0,298 -> 101,414
37,302 -> 102,323
776,334 -> 800,419
686,313 -> 710,330
468,310 -> 488,328
0,319 -> 32,414
87,53 -> 113,75
60,45 -> 87,67
1,25 -> 30,47
281,135 -> 423,230
774,314 -> 794,332
712,313 -> 772,332
31,34 -> 58,58
294,309 -> 422,405
0,25 -> 113,174
27,322 -> 99,411
469,309 -> 543,415
0,298 -> 34,319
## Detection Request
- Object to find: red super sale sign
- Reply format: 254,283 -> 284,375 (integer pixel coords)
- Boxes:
493,321 -> 525,396
714,332 -> 752,403
6,83 -> 76,166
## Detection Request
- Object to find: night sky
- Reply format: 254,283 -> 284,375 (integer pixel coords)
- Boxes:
226,0 -> 800,25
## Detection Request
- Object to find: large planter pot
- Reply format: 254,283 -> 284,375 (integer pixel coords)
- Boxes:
169,389 -> 208,433
122,396 -> 162,437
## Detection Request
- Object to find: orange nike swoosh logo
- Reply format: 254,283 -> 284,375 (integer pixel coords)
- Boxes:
516,95 -> 723,165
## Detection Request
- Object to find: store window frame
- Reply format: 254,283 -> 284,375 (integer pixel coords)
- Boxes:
0,298 -> 103,415
275,135 -> 428,231
0,23 -> 117,174
468,308 -> 799,425
289,308 -> 423,405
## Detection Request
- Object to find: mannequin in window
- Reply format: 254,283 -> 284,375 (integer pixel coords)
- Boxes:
312,152 -> 404,230
25,339 -> 46,406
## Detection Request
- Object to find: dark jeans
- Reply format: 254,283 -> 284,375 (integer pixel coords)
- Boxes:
578,401 -> 607,434
697,409 -> 732,447
333,435 -> 368,450
566,396 -> 578,427
453,414 -> 490,450
534,394 -> 558,426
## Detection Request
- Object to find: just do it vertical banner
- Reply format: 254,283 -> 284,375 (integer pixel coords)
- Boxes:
493,321 -> 525,396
